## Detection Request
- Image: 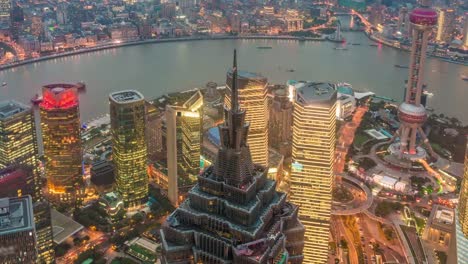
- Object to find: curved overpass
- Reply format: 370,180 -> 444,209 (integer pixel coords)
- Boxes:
331,175 -> 373,216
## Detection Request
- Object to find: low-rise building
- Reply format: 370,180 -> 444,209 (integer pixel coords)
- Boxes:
423,205 -> 454,247
98,192 -> 124,219
90,160 -> 115,189
372,174 -> 408,192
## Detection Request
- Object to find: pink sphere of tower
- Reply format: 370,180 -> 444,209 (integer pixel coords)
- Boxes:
409,8 -> 438,27
398,103 -> 427,125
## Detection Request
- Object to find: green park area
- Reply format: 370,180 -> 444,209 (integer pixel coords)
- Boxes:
127,244 -> 157,262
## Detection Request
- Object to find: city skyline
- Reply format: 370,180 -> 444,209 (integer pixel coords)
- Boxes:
0,0 -> 467,263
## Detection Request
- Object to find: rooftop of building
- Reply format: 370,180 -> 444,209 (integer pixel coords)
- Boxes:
51,208 -> 84,244
337,85 -> 355,96
227,69 -> 268,87
153,89 -> 200,109
100,192 -> 123,207
427,205 -> 454,233
0,100 -> 30,120
0,196 -> 35,236
110,90 -> 144,103
42,83 -> 78,93
294,81 -> 337,105
269,149 -> 284,167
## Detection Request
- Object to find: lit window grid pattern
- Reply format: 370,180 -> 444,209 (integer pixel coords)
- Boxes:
179,111 -> 202,177
0,108 -> 54,263
40,106 -> 83,204
225,80 -> 269,167
290,101 -> 336,263
0,109 -> 42,200
110,101 -> 148,208
455,210 -> 468,264
436,9 -> 455,44
33,202 -> 55,263
0,0 -> 10,20
458,141 -> 468,237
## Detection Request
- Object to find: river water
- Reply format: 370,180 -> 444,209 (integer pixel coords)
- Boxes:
0,31 -> 466,122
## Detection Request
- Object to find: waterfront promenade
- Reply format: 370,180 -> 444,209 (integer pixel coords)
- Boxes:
0,35 -> 327,71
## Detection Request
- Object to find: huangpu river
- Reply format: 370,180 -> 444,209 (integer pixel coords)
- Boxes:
0,31 -> 466,123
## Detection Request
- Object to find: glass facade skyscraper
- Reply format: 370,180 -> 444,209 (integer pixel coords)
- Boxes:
166,90 -> 203,206
110,90 -> 148,209
455,139 -> 468,264
225,70 -> 269,167
0,101 -> 41,199
40,84 -> 84,205
289,82 -> 337,263
0,100 -> 55,263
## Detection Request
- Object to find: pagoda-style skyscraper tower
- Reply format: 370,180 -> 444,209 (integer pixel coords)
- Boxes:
160,50 -> 305,264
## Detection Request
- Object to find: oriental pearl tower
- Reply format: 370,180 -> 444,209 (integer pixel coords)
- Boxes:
391,1 -> 438,160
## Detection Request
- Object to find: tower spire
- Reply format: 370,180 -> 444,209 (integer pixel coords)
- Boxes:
231,49 -> 239,112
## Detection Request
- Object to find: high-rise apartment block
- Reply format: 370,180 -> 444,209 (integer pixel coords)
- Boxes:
110,90 -> 148,209
290,82 -> 337,263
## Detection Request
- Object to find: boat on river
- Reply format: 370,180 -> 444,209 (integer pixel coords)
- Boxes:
76,81 -> 86,90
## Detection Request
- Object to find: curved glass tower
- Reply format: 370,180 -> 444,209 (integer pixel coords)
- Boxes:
109,90 -> 148,209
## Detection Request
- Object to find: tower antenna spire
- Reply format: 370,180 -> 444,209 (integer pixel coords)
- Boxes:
231,49 -> 239,112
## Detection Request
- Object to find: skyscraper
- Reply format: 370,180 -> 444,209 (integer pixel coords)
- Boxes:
145,102 -> 163,162
165,90 -> 203,206
0,101 -> 41,198
463,13 -> 468,48
389,4 -> 438,160
436,8 -> 455,44
290,82 -> 337,263
0,0 -> 10,24
110,90 -> 148,209
269,87 -> 293,157
40,84 -> 83,205
397,7 -> 409,34
0,101 -> 54,263
33,201 -> 54,264
160,50 -> 305,264
225,70 -> 269,167
0,166 -> 55,263
0,196 -> 37,264
455,138 -> 468,263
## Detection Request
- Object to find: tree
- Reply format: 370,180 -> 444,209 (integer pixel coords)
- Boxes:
131,212 -> 144,224
55,243 -> 71,257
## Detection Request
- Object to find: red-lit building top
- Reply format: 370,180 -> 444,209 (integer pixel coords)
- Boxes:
40,84 -> 79,110
410,8 -> 438,26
